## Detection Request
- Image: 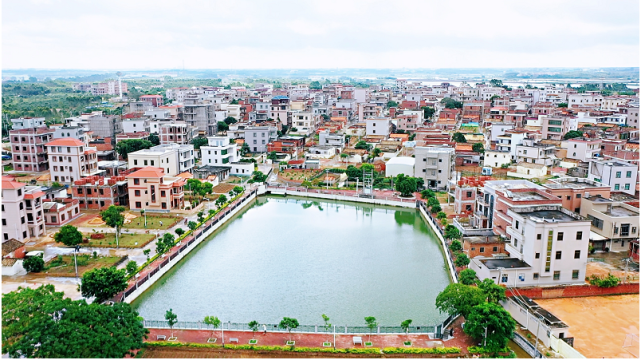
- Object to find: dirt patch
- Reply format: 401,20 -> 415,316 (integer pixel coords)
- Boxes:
536,295 -> 639,358
212,184 -> 236,194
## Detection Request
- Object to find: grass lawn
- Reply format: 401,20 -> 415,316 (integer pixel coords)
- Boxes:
122,214 -> 182,230
43,255 -> 124,276
84,232 -> 156,248
3,164 -> 13,171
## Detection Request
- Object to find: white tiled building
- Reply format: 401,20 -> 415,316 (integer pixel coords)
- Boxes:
46,138 -> 102,184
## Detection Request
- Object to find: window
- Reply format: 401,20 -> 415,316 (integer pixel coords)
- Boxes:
557,232 -> 564,241
535,252 -> 540,259
135,202 -> 141,208
556,251 -> 562,260
576,231 -> 583,240
576,194 -> 581,198
537,234 -> 542,240
588,215 -> 604,229
572,270 -> 579,279
501,274 -> 508,283
616,171 -> 621,178
626,171 -> 632,178
515,220 -> 519,229
1,219 -> 5,226
144,160 -> 148,166
135,190 -> 141,196
574,250 -> 581,259
480,247 -> 485,253
614,184 -> 620,190
134,179 -> 140,185
625,184 -> 630,190
545,230 -> 553,272
533,273 -> 539,280
161,191 -> 166,197
553,271 -> 561,280
566,196 -> 571,200
19,203 -> 23,210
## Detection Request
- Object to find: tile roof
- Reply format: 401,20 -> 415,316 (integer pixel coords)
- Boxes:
2,176 -> 25,190
2,239 -> 25,256
125,166 -> 165,178
2,258 -> 18,267
46,138 -> 85,147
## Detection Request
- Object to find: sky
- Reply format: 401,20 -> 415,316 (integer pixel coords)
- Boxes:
2,0 -> 639,70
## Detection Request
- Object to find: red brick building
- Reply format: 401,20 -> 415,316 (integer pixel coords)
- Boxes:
71,175 -> 129,210
43,198 -> 81,226
139,94 -> 164,107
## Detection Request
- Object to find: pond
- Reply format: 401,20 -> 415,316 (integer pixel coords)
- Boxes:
133,195 -> 451,326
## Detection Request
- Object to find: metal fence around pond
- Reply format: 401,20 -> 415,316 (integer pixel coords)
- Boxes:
143,320 -> 437,335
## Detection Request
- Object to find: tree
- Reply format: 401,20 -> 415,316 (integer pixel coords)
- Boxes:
115,139 -> 153,160
224,116 -> 237,125
564,130 -> 583,140
2,285 -> 148,358
558,103 -> 568,108
455,253 -> 470,267
364,316 -> 378,341
421,189 -> 435,199
450,240 -> 462,252
23,255 -> 44,273
387,100 -> 398,108
143,249 -> 151,261
230,99 -> 239,105
372,147 -> 382,158
477,278 -> 507,303
310,81 -> 322,90
125,261 -> 138,277
445,225 -> 462,240
217,121 -> 229,132
472,143 -> 485,154
435,283 -> 486,318
430,205 -> 442,214
427,197 -> 440,207
191,137 -> 209,150
197,210 -> 205,223
175,228 -> 185,237
267,151 -> 278,161
459,268 -> 478,285
215,194 -> 228,207
54,224 -> 83,247
489,79 -> 504,88
422,106 -> 435,120
354,140 -> 371,151
395,174 -> 417,197
248,320 -> 259,339
251,171 -> 267,183
440,98 -> 463,109
322,314 -> 332,343
204,316 -> 221,341
346,165 -> 361,180
100,205 -> 125,248
452,132 -> 467,143
148,133 -> 160,146
165,309 -> 178,339
278,317 -> 299,342
80,267 -> 128,304
233,186 -> 244,196
240,142 -> 250,156
436,211 -> 447,220
400,319 -> 412,337
463,302 -> 516,354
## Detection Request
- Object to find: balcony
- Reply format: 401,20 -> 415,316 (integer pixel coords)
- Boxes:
506,226 -> 523,240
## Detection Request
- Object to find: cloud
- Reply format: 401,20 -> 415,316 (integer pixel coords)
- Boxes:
2,0 -> 638,69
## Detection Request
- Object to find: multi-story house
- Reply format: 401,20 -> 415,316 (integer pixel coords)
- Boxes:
183,92 -> 216,135
587,159 -> 637,195
568,93 -> 604,109
244,126 -> 278,153
318,130 -> 345,148
10,127 -> 54,173
396,113 -> 421,132
2,176 -> 46,241
365,117 -> 392,137
495,129 -> 528,161
543,177 -> 611,213
139,94 -> 163,107
11,117 -> 45,129
71,175 -> 129,210
126,167 -> 185,211
483,150 -> 511,168
413,146 -> 455,190
470,203 -> 591,287
128,144 -> 195,176
516,138 -> 559,167
159,123 -> 196,145
86,112 -> 122,139
46,138 -> 102,183
201,136 -> 238,166
52,125 -> 90,145
121,117 -> 150,134
42,198 -> 81,227
270,96 -> 291,125
290,111 -> 318,136
561,138 -> 601,162
541,115 -> 578,141
580,195 -> 640,252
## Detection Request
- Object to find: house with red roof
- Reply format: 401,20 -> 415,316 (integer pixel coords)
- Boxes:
46,138 -> 104,183
2,176 -> 46,242
126,167 -> 185,211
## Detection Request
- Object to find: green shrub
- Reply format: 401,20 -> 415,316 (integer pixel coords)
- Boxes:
588,273 -> 620,288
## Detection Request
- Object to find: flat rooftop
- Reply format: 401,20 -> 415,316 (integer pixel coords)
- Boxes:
509,191 -> 547,201
604,205 -> 639,217
464,235 -> 503,244
544,178 -> 608,190
520,210 -> 578,222
481,258 -> 531,270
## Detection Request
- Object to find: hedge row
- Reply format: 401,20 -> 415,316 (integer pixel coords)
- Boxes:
146,342 -> 460,355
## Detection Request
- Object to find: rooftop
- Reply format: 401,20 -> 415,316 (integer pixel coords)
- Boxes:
520,209 -> 580,222
481,258 -> 531,270
604,205 -> 639,217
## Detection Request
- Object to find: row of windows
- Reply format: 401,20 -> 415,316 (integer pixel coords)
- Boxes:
535,231 -> 583,241
614,171 -> 634,178
133,158 -> 167,166
535,250 -> 582,260
134,201 -> 169,209
134,190 -> 168,197
532,270 -> 580,280
77,188 -> 106,195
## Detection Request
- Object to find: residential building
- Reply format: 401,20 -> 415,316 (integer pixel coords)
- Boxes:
472,180 -> 545,230
126,167 -> 185,211
159,123 -> 196,145
587,160 -> 637,195
290,111 -> 317,135
87,112 -> 122,138
245,126 -> 278,153
385,157 -> 415,178
270,96 -> 291,125
516,138 -> 559,167
183,93 -> 216,135
483,150 -> 511,168
52,125 -> 89,145
2,176 -> 46,241
541,116 -> 577,141
463,235 -> 506,259
11,117 -> 45,129
201,136 -> 238,166
139,94 -> 163,107
46,138 -> 102,183
43,198 -> 81,226
318,130 -> 345,148
470,204 -> 591,287
543,177 -> 611,213
561,138 -> 601,162
414,146 -> 455,190
365,117 -> 392,137
128,144 -> 195,176
121,118 -> 150,134
9,127 -> 54,173
580,195 -> 640,252
71,175 -> 129,210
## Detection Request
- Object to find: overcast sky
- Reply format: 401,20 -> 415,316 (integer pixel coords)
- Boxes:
3,0 -> 639,70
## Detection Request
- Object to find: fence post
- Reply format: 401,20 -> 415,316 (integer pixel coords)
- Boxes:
315,325 -> 318,333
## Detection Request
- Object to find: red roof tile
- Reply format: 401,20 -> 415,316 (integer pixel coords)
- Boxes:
46,138 -> 85,147
126,166 -> 165,178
